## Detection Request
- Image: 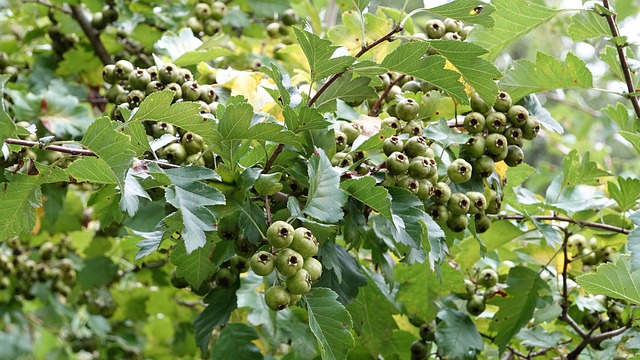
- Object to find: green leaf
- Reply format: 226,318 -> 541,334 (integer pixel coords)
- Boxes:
316,242 -> 368,303
87,185 -> 124,227
346,275 -> 399,356
453,220 -> 524,270
193,285 -> 239,352
253,172 -> 283,196
174,47 -> 234,67
340,176 -> 393,223
0,165 -> 68,239
468,0 -> 559,61
283,105 -> 331,133
380,42 -> 467,105
314,73 -> 377,113
380,330 -> 417,360
214,96 -> 300,148
519,94 -> 564,134
395,262 -> 464,321
618,130 -> 640,154
629,228 -> 640,272
209,323 -> 262,360
170,242 -> 215,288
131,90 -> 218,143
600,46 -> 634,83
489,266 -> 551,354
293,27 -> 356,82
568,10 -> 611,41
576,255 -> 640,305
604,102 -> 635,132
517,327 -> 564,349
353,0 -> 369,12
608,177 -> 640,212
388,188 -> 432,249
435,308 -> 483,359
305,287 -> 355,360
424,118 -> 471,149
164,166 -> 226,253
303,148 -> 347,223
426,0 -> 496,27
500,52 -> 594,102
67,157 -> 117,184
428,41 -> 502,106
0,75 -> 17,143
77,256 -> 119,290
561,150 -> 611,187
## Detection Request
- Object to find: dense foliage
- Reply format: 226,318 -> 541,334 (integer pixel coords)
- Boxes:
1,0 -> 640,359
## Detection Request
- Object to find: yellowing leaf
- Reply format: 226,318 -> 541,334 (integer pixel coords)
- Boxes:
495,160 -> 508,179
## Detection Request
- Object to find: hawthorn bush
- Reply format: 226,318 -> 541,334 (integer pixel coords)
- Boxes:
1,0 -> 640,359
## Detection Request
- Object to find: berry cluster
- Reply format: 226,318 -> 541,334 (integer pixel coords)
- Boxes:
187,1 -> 228,37
0,238 -> 76,299
422,18 -> 474,42
89,4 -> 119,31
409,319 -> 436,360
0,51 -> 18,81
266,9 -> 300,43
102,60 -> 219,165
332,121 -> 372,175
456,268 -> 500,316
251,221 -> 322,311
170,254 -> 250,295
580,295 -> 627,335
567,234 -> 616,269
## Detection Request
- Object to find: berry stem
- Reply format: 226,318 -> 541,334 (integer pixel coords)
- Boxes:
69,5 -> 113,66
368,74 -> 405,116
601,0 -> 640,119
496,214 -> 630,234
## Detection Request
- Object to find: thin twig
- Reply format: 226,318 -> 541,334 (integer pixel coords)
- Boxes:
369,74 -> 405,116
542,92 -> 601,118
496,214 -> 630,235
566,320 -> 633,360
265,196 -> 272,226
601,0 -> 640,119
69,5 -> 112,65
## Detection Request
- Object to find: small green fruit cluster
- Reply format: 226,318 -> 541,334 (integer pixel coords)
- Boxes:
456,268 -> 500,316
252,221 -> 322,311
579,294 -> 627,337
380,135 -> 437,201
170,254 -> 250,296
423,17 -> 474,42
408,318 -> 436,360
90,4 -> 119,31
187,1 -> 228,37
463,91 -> 540,168
81,291 -> 117,318
332,121 -> 372,175
0,238 -> 76,299
265,9 -> 300,44
567,234 -> 616,270
0,51 -> 18,82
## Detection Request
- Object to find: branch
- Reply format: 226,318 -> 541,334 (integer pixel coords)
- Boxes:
566,320 -> 633,360
5,138 -> 181,169
601,0 -> 640,119
496,214 -> 631,235
69,5 -> 112,66
368,74 -> 405,116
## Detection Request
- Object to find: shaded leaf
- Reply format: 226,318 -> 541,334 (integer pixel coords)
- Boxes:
568,10 -> 610,41
77,256 -> 119,290
193,285 -> 239,352
435,308 -> 483,359
314,73 -> 377,113
340,176 -> 393,222
170,241 -> 215,288
424,118 -> 471,149
209,323 -> 263,360
426,0 -> 496,27
305,288 -> 355,360
517,327 -> 564,349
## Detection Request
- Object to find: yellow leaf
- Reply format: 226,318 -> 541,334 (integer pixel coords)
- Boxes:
495,160 -> 508,180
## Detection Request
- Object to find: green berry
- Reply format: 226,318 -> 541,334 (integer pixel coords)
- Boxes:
229,255 -> 250,274
91,12 -> 107,30
303,257 -> 323,282
152,122 -> 176,137
504,145 -> 524,167
331,152 -> 353,167
416,179 -> 434,200
181,132 -> 205,154
432,182 -> 451,204
276,248 -> 304,277
448,192 -> 470,215
165,82 -> 183,101
146,80 -> 164,94
159,63 -> 180,84
215,267 -> 237,288
194,3 -> 211,20
486,112 -> 508,133
181,81 -> 202,101
334,131 -> 348,152
494,91 -> 512,112
290,227 -> 319,259
126,89 -> 145,107
485,133 -> 508,155
443,18 -> 463,33
464,112 -> 486,133
250,251 -> 275,276
466,192 -> 487,214
265,285 -> 290,311
504,127 -> 523,147
210,1 -> 228,20
128,68 -> 151,90
410,340 -> 429,358
447,158 -> 472,183
408,156 -> 434,179
396,98 -> 419,121
507,105 -> 529,127
425,19 -> 446,39
470,92 -> 491,115
479,268 -> 498,287
397,176 -> 420,195
401,80 -> 422,93
383,136 -> 404,157
102,64 -> 117,84
427,203 -> 449,225
286,269 -> 312,295
281,9 -> 299,26
161,143 -> 188,164
521,116 -> 540,140
170,269 -> 189,288
466,294 -> 486,316
187,16 -> 204,34
114,59 -> 134,80
380,117 -> 401,133
486,189 -> 502,214
419,321 -> 436,342
404,136 -> 432,158
204,19 -> 222,36
338,121 -> 362,145
447,213 -> 469,232
386,152 -> 410,175
267,220 -> 295,248
474,213 -> 491,233
463,135 -> 486,159
401,121 -> 424,137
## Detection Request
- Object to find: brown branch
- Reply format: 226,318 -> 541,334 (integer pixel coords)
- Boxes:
496,214 -> 631,235
601,0 -> 640,119
5,138 -> 181,169
369,74 -> 405,116
22,0 -> 71,14
566,320 -> 633,360
265,196 -> 272,226
69,5 -> 112,66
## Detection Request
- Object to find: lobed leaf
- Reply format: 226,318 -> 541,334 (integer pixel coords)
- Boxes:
303,148 -> 347,223
435,308 -> 483,358
305,287 -> 355,360
293,27 -> 356,82
568,10 -> 610,41
426,0 -> 496,27
170,241 -> 215,288
576,255 -> 640,305
608,177 -> 640,213
193,285 -> 239,353
209,323 -> 262,360
340,176 -> 393,223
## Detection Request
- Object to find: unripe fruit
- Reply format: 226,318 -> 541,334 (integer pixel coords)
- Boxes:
281,9 -> 299,26
479,268 -> 498,287
250,251 -> 275,276
419,321 -> 436,342
161,143 -> 188,164
215,267 -> 237,288
425,19 -> 446,39
460,25 -> 474,40
432,182 -> 451,204
402,121 -> 424,137
146,80 -> 164,94
427,203 -> 449,225
276,249 -> 304,277
463,135 -> 486,159
396,98 -> 419,121
159,63 -> 180,84
442,32 -> 461,41
494,91 -> 512,112
286,269 -> 312,295
181,81 -> 201,101
289,294 -> 302,306
411,340 -> 429,358
199,84 -> 217,103
504,126 -> 523,147
187,16 -> 204,34
210,1 -> 228,20
504,145 -> 524,167
486,189 -> 502,214
470,92 -> 491,115
290,227 -> 319,259
182,132 -> 205,154
204,19 -> 222,36
401,80 -> 422,93
235,238 -> 257,258
447,158 -> 472,183
170,269 -> 189,288
404,136 -> 432,158
127,90 -> 145,106
152,122 -> 176,137
447,213 -> 469,232
474,213 -> 492,233
128,68 -> 151,90
194,3 -> 211,20
485,133 -> 508,155
266,22 -> 281,38
338,121 -> 362,145
521,116 -> 540,140
466,294 -> 486,316
303,257 -> 323,282
383,136 -> 404,156
416,179 -> 434,200
265,285 -> 290,311
386,152 -> 410,175
490,145 -> 509,162
582,312 -> 600,329
114,60 -> 134,80
397,176 -> 420,195
444,18 -> 463,33
448,192 -> 470,215
507,105 -> 529,127
165,83 -> 183,101
102,64 -> 117,84
486,112 -> 508,133
408,156 -> 434,179
267,220 -> 295,248
229,255 -> 250,274
331,152 -> 353,167
464,112 -> 486,133
101,5 -> 118,22
567,234 -> 587,253
380,117 -> 401,133
466,192 -> 487,214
